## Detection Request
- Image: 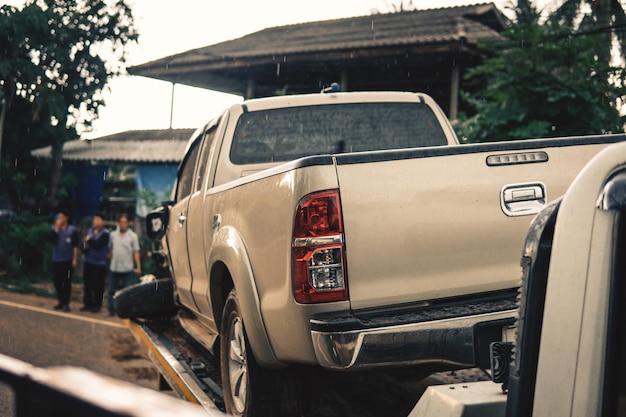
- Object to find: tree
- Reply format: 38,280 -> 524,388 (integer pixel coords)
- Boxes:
0,0 -> 137,211
385,0 -> 416,12
549,0 -> 626,66
456,1 -> 626,142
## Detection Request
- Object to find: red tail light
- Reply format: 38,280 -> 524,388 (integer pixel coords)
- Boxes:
292,190 -> 348,303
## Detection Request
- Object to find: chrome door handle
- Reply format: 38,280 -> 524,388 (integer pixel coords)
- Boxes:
178,214 -> 186,227
501,182 -> 546,216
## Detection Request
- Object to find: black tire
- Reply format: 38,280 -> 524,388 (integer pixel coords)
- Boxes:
114,278 -> 178,319
220,289 -> 314,417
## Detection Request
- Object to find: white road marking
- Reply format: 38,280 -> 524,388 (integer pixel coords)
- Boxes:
0,300 -> 126,329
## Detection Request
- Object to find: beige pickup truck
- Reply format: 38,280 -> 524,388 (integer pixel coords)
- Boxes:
141,90 -> 625,416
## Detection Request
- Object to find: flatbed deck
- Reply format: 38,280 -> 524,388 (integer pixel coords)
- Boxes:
125,317 -> 491,417
124,318 -> 226,413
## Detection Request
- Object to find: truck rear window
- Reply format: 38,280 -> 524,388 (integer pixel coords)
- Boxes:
230,102 -> 448,164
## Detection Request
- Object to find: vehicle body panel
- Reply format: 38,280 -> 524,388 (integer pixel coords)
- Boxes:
169,195 -> 196,310
206,162 -> 345,365
187,118 -> 228,328
336,139 -> 615,310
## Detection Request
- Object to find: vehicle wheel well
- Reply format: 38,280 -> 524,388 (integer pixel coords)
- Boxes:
210,261 -> 233,331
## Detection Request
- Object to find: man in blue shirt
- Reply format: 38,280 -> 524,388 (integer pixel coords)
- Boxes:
50,208 -> 79,312
81,212 -> 110,313
108,213 -> 141,316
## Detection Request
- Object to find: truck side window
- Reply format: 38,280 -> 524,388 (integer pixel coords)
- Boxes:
194,128 -> 217,192
176,138 -> 201,202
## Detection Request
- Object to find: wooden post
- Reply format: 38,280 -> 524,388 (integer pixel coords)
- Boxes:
246,74 -> 256,99
449,64 -> 460,122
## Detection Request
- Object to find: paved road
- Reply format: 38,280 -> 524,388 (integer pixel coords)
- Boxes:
0,288 -> 159,415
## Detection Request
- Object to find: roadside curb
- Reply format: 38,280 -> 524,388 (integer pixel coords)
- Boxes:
0,281 -> 84,301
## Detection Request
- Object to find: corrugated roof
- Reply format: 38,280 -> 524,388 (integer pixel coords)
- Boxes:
133,4 -> 505,71
31,128 -> 195,163
129,3 -> 507,101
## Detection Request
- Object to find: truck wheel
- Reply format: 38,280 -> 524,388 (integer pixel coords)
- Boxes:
114,278 -> 178,319
220,289 -> 313,417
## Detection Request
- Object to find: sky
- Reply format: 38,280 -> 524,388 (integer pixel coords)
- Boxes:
2,0 -> 513,139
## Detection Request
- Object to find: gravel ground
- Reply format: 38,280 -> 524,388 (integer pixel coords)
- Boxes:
0,286 -> 160,416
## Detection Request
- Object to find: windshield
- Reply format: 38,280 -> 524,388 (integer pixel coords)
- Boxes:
230,102 -> 448,164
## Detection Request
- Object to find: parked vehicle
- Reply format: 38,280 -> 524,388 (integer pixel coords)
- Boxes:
132,90 -> 625,416
410,140 -> 626,416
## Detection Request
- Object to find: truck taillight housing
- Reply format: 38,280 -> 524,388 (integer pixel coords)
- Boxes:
292,190 -> 348,303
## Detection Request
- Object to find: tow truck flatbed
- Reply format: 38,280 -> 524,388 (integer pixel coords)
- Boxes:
124,318 -> 491,417
124,318 -> 226,414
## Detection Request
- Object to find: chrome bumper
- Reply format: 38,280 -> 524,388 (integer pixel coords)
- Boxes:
311,309 -> 516,370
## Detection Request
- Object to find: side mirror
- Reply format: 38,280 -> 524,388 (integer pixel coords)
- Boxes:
146,209 -> 168,240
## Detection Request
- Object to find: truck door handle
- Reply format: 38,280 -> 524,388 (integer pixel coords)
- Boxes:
178,214 -> 186,227
500,182 -> 547,217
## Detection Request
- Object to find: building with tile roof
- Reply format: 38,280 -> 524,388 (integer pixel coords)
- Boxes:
129,3 -> 507,120
31,128 -> 194,221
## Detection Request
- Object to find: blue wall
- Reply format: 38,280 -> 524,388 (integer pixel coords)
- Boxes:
64,162 -> 178,221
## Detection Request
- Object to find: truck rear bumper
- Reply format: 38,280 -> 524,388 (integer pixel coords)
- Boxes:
310,296 -> 517,370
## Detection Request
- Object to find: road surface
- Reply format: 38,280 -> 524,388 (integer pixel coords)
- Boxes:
0,288 -> 159,415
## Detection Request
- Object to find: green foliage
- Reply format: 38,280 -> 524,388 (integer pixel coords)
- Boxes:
0,0 -> 137,212
548,0 -> 626,65
273,85 -> 289,96
0,213 -> 53,282
0,156 -> 53,213
0,0 -> 137,134
456,3 -> 626,143
136,189 -> 159,213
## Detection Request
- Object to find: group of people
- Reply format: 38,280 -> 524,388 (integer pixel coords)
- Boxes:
50,210 -> 141,316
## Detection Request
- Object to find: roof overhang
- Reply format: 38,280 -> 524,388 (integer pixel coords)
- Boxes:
129,4 -> 507,98
31,128 -> 195,164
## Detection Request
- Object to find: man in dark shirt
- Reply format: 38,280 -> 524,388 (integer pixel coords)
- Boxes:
81,212 -> 110,313
50,208 -> 79,312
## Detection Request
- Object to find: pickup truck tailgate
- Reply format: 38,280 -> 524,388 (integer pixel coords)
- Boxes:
334,140 -> 613,310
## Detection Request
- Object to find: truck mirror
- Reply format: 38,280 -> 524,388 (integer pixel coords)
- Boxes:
597,171 -> 626,211
146,210 -> 167,240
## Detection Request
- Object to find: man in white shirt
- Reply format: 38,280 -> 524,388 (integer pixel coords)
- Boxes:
108,213 -> 141,316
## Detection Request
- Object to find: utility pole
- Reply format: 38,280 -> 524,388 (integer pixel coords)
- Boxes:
169,82 -> 175,129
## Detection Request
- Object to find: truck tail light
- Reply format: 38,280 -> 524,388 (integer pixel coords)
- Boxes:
292,190 -> 348,303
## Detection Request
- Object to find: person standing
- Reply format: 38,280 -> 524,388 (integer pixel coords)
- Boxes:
50,208 -> 79,312
108,213 -> 141,316
81,212 -> 110,313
